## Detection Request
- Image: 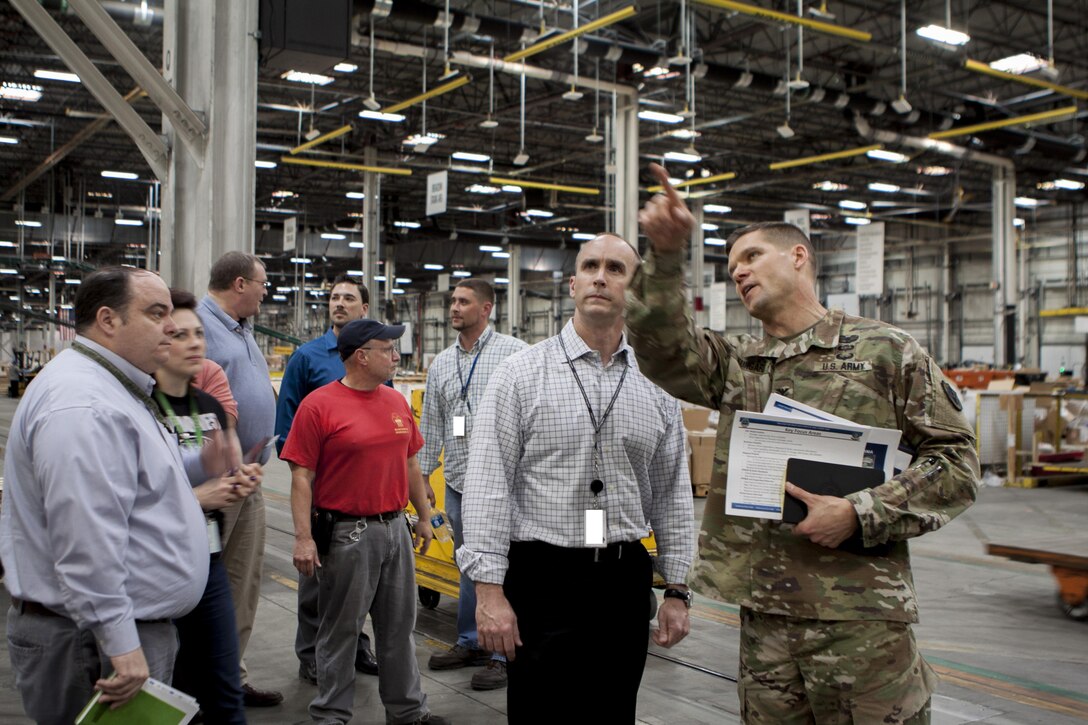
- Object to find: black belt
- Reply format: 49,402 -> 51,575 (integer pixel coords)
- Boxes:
510,539 -> 645,562
11,597 -> 169,625
323,508 -> 404,524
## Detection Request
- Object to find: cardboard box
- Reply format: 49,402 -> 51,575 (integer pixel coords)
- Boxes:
682,407 -> 712,432
688,431 -> 716,485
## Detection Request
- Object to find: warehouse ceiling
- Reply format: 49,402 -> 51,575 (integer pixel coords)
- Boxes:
1,0 -> 1087,300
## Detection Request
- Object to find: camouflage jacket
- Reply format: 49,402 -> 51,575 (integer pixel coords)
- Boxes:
627,248 -> 980,622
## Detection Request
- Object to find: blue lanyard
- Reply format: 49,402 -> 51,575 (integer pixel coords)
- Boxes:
455,329 -> 492,413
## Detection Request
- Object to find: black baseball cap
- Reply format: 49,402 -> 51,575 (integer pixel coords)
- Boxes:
337,319 -> 406,360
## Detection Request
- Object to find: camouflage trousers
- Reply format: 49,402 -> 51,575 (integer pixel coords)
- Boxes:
738,608 -> 937,724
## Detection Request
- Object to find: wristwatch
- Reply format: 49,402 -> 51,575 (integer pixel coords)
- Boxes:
663,588 -> 693,608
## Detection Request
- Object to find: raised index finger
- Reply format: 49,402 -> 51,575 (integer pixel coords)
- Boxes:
649,162 -> 684,204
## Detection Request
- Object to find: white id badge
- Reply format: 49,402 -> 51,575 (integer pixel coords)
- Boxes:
584,509 -> 606,548
453,415 -> 466,437
207,517 -> 223,554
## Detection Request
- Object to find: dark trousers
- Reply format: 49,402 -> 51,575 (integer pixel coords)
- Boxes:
173,557 -> 246,724
504,540 -> 652,724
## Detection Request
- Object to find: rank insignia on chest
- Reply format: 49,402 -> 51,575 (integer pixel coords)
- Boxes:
741,358 -> 772,373
817,360 -> 874,372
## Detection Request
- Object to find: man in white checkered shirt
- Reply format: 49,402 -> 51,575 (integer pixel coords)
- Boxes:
420,278 -> 527,691
457,234 -> 695,723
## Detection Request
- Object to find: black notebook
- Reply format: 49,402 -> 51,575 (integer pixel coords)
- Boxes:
783,458 -> 892,556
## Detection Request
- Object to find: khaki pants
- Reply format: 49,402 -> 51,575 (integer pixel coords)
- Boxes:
220,487 -> 266,682
739,608 -> 936,724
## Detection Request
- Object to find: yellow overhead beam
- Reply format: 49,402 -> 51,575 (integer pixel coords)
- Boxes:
692,0 -> 871,42
280,156 -> 413,176
382,74 -> 471,115
489,176 -> 599,195
289,124 -> 353,155
964,59 -> 1088,101
503,5 -> 638,63
928,104 -> 1078,140
768,144 -> 881,171
1040,307 -> 1088,318
648,171 -> 736,193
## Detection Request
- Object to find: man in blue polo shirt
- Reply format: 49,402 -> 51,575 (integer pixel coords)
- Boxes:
275,274 -> 380,683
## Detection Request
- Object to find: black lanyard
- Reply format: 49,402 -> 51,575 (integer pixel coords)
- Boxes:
455,328 -> 492,414
72,341 -> 168,429
557,333 -> 629,439
154,389 -> 204,447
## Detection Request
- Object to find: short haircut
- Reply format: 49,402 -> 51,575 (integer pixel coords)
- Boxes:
170,288 -> 197,312
330,274 -> 370,305
74,266 -> 143,333
725,222 -> 819,276
575,233 -> 643,268
208,252 -> 263,292
454,278 -> 494,305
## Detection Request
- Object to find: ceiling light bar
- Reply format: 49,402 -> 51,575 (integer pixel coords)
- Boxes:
321,232 -> 346,240
0,136 -> 18,144
704,237 -> 727,246
916,24 -> 970,46
1052,178 -> 1086,191
868,182 -> 900,193
989,53 -> 1048,75
346,191 -> 366,199
281,70 -> 334,85
452,270 -> 472,277
638,110 -> 685,124
15,220 -> 42,227
254,160 -> 277,169
333,62 -> 358,73
358,109 -> 406,123
492,252 -> 511,259
0,82 -> 43,102
452,151 -> 491,162
479,245 -> 503,252
382,73 -> 470,115
927,104 -> 1078,140
115,218 -> 143,226
692,0 -> 871,42
280,156 -> 412,176
33,69 -> 80,83
839,199 -> 867,210
963,59 -> 1088,101
844,216 -> 872,225
647,171 -> 736,193
503,5 -> 638,63
1014,196 -> 1041,207
289,124 -> 353,155
394,221 -> 421,228
101,170 -> 139,180
489,176 -> 599,195
813,180 -> 849,191
703,204 -> 732,213
664,150 -> 702,163
572,232 -> 596,240
423,263 -> 444,270
866,148 -> 910,163
769,144 -> 881,171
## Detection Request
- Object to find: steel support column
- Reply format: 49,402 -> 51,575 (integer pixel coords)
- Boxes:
507,245 -> 522,338
160,0 -> 258,293
992,165 -> 1017,366
362,147 -> 382,309
690,200 -> 707,328
612,93 -> 639,246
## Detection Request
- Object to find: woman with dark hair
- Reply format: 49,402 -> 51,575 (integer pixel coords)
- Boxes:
154,288 -> 259,724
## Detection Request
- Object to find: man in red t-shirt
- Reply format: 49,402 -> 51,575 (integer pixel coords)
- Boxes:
282,319 -> 447,725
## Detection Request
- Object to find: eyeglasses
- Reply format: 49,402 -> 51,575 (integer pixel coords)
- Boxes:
243,277 -> 271,289
360,345 -> 399,357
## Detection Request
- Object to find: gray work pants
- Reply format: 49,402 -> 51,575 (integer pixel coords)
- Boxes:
296,570 -> 372,667
310,517 -> 427,724
6,607 -> 178,725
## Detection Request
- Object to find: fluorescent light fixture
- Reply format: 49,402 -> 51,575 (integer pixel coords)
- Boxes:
989,53 -> 1047,75
394,221 -> 421,229
391,288 -> 407,295
272,294 -> 287,301
891,96 -> 913,114
0,82 -> 42,102
348,241 -> 365,248
281,70 -> 334,85
844,216 -> 871,225
572,232 -> 595,240
868,182 -> 900,193
346,191 -> 366,199
513,150 -> 530,166
403,133 -> 444,147
664,150 -> 702,163
275,286 -> 295,293
333,62 -> 358,73
453,151 -> 491,163
0,135 -> 18,144
372,275 -> 386,281
1014,196 -> 1041,207
51,255 -> 65,261
867,149 -> 909,163
1052,178 -> 1086,190
562,87 -> 584,101
423,263 -> 444,271
479,245 -> 503,252
494,277 -> 510,284
839,199 -> 867,210
255,160 -> 277,169
701,222 -> 719,231
395,277 -> 412,284
271,189 -> 296,198
704,204 -> 732,213
0,241 -> 15,247
668,177 -> 684,186
467,184 -> 502,195
479,116 -> 499,129
638,110 -> 684,124
502,185 -> 522,193
321,232 -> 346,240
257,207 -> 300,214
114,218 -> 143,226
101,170 -> 139,180
585,128 -> 604,143
359,109 -> 406,123
290,257 -> 313,264
64,278 -> 81,285
492,251 -> 511,259
523,209 -> 554,218
34,69 -> 80,83
776,122 -> 796,139
363,95 -> 382,111
1014,217 -> 1025,228
452,270 -> 472,277
813,180 -> 849,191
669,128 -> 701,140
305,273 -> 316,278
916,24 -> 970,46
0,268 -> 18,275
919,165 -> 953,176
642,66 -> 673,78
704,237 -> 726,246
15,220 -> 42,228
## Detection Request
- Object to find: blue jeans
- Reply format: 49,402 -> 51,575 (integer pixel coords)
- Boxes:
446,485 -> 504,662
173,557 -> 245,724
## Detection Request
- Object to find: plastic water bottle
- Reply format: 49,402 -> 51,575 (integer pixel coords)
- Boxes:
430,512 -> 453,543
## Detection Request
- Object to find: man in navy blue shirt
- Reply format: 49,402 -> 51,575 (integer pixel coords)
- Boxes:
275,275 -> 381,683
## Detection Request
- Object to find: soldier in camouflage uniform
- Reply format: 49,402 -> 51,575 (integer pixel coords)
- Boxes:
626,164 -> 980,724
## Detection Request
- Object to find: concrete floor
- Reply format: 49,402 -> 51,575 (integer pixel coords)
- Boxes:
1,393 -> 1087,724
